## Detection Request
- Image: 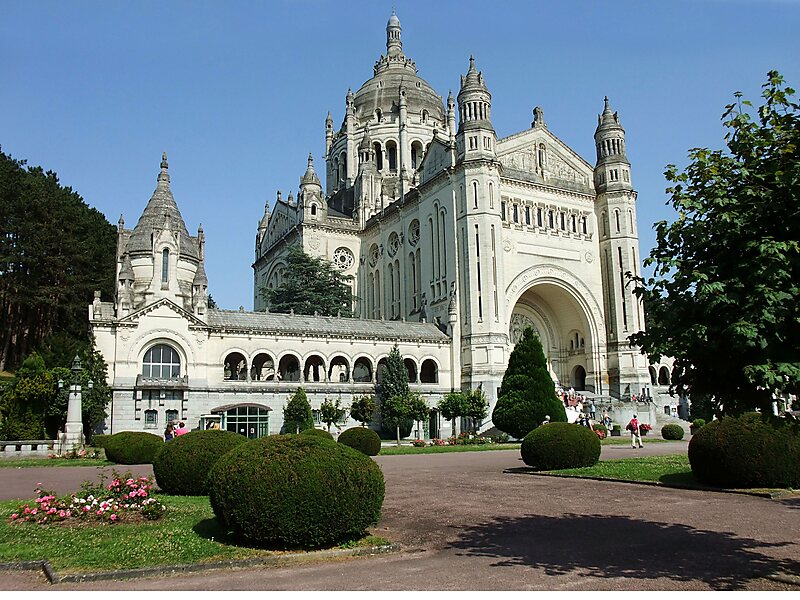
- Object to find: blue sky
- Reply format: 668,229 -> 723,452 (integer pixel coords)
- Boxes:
3,0 -> 799,310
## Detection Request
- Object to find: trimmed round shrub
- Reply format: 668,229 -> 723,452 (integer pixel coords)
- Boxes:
152,430 -> 249,495
520,422 -> 601,470
300,428 -> 334,440
661,423 -> 685,440
91,434 -> 110,449
692,418 -> 707,429
338,427 -> 381,456
104,431 -> 164,465
208,434 -> 385,548
688,413 -> 800,488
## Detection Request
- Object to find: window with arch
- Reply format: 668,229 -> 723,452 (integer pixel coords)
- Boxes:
310,204 -> 317,216
224,352 -> 248,381
420,359 -> 439,384
142,344 -> 181,379
548,210 -> 554,229
601,212 -> 608,236
353,357 -> 373,383
144,410 -> 158,428
614,210 -> 621,233
421,110 -> 428,124
375,108 -> 382,122
373,142 -> 384,171
161,249 -> 169,283
387,141 -> 398,172
488,182 -> 494,209
472,181 -> 478,209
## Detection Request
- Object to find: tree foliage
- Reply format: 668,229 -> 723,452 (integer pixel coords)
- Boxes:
492,327 -> 567,438
630,71 -> 800,416
260,245 -> 353,317
438,391 -> 467,436
377,345 -> 409,406
464,388 -> 489,434
350,394 -> 377,426
407,392 -> 430,438
0,150 -> 117,371
381,394 -> 410,446
283,387 -> 314,434
319,397 -> 348,433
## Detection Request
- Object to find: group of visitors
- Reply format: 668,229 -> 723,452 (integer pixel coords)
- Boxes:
557,386 -> 590,410
164,421 -> 189,441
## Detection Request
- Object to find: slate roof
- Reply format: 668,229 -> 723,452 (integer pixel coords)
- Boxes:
206,309 -> 450,342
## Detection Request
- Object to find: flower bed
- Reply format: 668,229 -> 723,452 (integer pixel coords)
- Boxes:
47,447 -> 102,461
411,439 -> 426,447
8,470 -> 166,525
446,432 -> 492,446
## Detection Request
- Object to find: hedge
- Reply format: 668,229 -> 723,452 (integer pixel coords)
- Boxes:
338,427 -> 381,456
661,423 -> 685,440
300,428 -> 334,440
208,434 -> 385,548
152,430 -> 249,495
521,422 -> 601,470
103,431 -> 164,465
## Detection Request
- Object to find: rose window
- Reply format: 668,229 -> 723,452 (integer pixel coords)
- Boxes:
408,220 -> 420,247
388,232 -> 400,257
332,247 -> 354,270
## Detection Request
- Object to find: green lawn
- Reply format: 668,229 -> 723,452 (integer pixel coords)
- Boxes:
545,454 -> 695,484
0,494 -> 388,573
0,458 -> 113,468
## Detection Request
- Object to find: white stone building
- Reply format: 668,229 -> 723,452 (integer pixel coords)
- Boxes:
92,13 -> 659,439
253,15 -> 651,405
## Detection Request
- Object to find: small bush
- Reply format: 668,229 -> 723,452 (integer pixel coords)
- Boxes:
661,423 -> 685,440
153,430 -> 249,495
688,412 -> 800,488
338,427 -> 381,456
692,418 -> 707,429
520,422 -> 601,470
208,435 -> 385,548
591,423 -> 607,439
103,431 -> 163,465
91,434 -> 111,449
300,428 -> 334,440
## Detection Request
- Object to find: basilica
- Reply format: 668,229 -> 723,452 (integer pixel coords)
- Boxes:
91,13 -> 672,439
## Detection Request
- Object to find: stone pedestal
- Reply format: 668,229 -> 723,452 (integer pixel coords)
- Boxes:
64,384 -> 84,448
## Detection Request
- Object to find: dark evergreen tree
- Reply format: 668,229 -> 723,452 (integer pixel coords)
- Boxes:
260,245 -> 353,317
0,150 -> 116,371
492,327 -> 567,438
377,345 -> 412,440
283,387 -> 314,434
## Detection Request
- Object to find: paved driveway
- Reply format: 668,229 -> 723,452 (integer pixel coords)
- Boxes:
2,442 -> 799,590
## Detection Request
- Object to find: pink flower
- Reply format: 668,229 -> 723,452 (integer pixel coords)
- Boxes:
58,510 -> 66,517
96,510 -> 103,515
110,514 -> 117,522
10,514 -> 18,520
31,509 -> 37,515
129,491 -> 136,498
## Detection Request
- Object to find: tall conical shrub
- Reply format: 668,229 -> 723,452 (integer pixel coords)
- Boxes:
492,327 -> 567,438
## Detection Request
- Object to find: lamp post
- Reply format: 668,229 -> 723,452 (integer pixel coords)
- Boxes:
64,354 -> 85,448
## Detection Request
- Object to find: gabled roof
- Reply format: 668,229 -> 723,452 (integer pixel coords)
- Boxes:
117,297 -> 207,327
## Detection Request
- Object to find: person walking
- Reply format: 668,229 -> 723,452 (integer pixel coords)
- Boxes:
175,421 -> 189,436
164,422 -> 175,441
627,414 -> 643,448
589,401 -> 596,420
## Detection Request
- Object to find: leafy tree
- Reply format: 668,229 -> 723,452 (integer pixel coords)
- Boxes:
492,327 -> 567,438
260,245 -> 353,317
319,397 -> 348,433
0,353 -> 52,440
283,387 -> 314,434
464,388 -> 489,434
0,150 -> 116,371
438,391 -> 467,437
350,394 -> 377,426
407,392 -> 430,439
381,394 -> 410,446
630,71 -> 800,416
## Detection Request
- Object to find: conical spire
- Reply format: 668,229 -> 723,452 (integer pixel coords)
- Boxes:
596,96 -> 621,130
301,152 -> 321,186
459,55 -> 488,93
124,152 -> 198,259
119,252 -> 134,281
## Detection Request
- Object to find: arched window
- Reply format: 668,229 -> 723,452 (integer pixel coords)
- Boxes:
142,344 -> 181,379
376,357 -> 389,383
615,210 -> 621,233
278,355 -> 300,382
353,357 -> 373,383
310,204 -> 317,216
375,108 -> 382,122
328,356 -> 350,382
404,358 -> 418,383
488,182 -> 494,209
387,141 -> 398,172
161,249 -> 169,283
649,366 -> 658,385
658,366 -> 670,386
601,212 -> 608,237
472,181 -> 478,209
374,143 -> 384,171
304,355 -> 325,382
224,352 -> 248,381
251,353 -> 275,381
421,109 -> 428,124
420,359 -> 438,384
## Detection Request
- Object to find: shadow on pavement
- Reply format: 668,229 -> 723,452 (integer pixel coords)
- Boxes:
780,497 -> 800,511
446,513 -> 800,590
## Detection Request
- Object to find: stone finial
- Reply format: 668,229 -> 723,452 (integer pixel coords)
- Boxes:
532,106 -> 546,129
157,151 -> 170,186
161,151 -> 168,170
118,214 -> 125,228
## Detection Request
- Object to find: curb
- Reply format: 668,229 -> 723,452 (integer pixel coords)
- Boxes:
0,543 -> 401,584
766,572 -> 800,587
506,469 -> 794,499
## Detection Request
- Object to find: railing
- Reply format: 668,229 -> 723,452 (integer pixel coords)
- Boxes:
0,440 -> 56,459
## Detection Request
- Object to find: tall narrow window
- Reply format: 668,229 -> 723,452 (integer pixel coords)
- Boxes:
537,207 -> 543,227
439,209 -> 447,279
161,249 -> 169,283
488,182 -> 494,209
501,201 -> 507,221
618,246 -> 628,331
472,182 -> 478,209
525,206 -> 531,225
475,225 -> 482,320
491,225 -> 498,320
615,210 -> 621,233
513,204 -> 519,224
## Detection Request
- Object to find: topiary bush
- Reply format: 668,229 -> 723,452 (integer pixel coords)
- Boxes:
520,422 -> 601,470
692,418 -> 707,429
338,427 -> 381,456
300,428 -> 334,440
91,434 -> 110,449
688,412 -> 800,488
152,430 -> 249,495
661,423 -> 685,440
104,431 -> 164,465
208,434 -> 385,548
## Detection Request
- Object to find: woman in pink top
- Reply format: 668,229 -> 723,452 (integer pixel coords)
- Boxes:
628,414 -> 643,448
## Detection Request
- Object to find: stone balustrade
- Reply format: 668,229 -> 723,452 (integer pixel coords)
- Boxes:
0,440 -> 57,459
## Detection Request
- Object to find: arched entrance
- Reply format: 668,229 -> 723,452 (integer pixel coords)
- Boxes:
509,280 -> 599,392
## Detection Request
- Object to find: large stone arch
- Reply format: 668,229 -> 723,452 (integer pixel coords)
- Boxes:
505,264 -> 606,393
